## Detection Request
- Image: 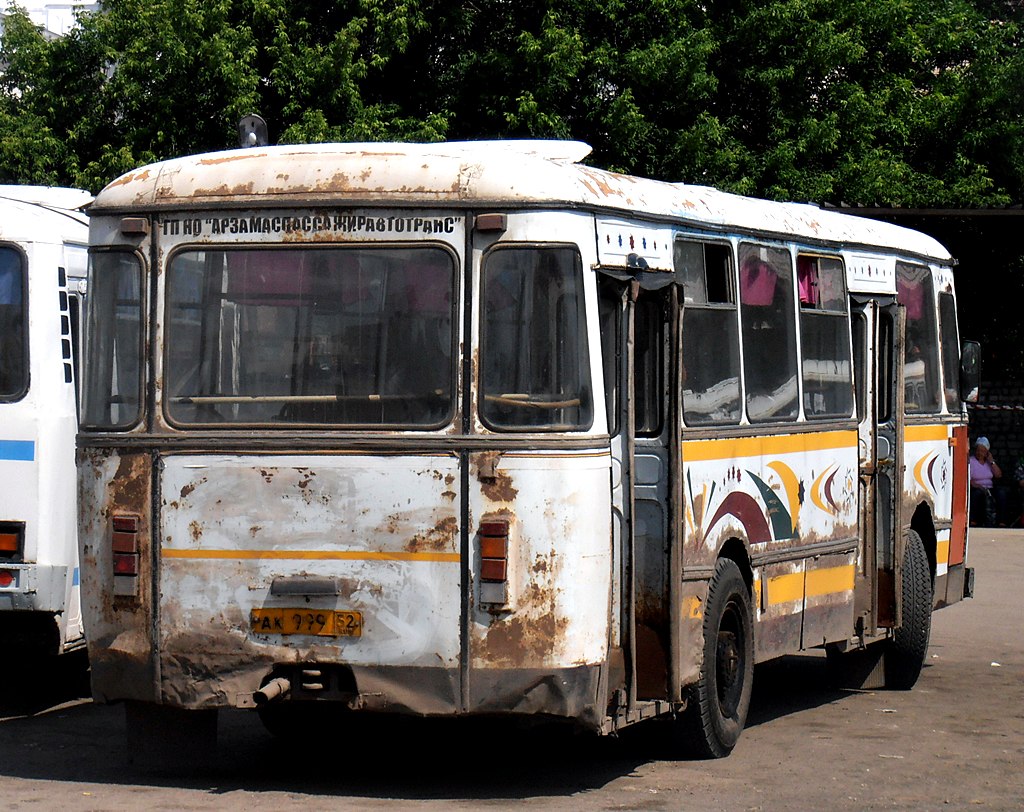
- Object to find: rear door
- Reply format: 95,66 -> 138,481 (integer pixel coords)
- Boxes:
853,299 -> 905,632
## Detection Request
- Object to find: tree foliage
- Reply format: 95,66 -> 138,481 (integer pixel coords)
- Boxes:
0,0 -> 1022,205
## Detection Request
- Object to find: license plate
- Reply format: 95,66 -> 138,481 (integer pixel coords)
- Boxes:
250,608 -> 363,637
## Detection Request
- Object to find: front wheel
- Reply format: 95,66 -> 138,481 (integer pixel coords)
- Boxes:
675,557 -> 754,758
884,529 -> 933,689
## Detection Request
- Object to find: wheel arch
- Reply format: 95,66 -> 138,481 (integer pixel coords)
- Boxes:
718,536 -> 754,595
908,502 -> 937,583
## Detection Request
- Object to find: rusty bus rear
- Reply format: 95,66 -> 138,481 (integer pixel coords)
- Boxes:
78,141 -> 973,758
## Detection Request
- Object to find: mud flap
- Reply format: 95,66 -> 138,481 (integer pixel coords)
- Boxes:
826,644 -> 886,691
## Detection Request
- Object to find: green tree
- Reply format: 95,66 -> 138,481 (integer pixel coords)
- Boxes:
0,10 -> 74,184
1,0 -> 1023,205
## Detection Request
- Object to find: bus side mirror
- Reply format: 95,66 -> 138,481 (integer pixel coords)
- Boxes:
959,340 -> 981,403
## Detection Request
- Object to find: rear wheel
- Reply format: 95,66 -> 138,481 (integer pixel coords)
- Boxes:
674,557 -> 754,758
885,529 -> 933,689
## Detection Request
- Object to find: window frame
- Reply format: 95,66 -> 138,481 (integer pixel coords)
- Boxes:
0,243 -> 29,403
897,262 -> 942,415
737,241 -> 800,425
80,248 -> 146,431
676,237 -> 742,428
478,242 -> 594,433
796,252 -> 855,421
937,290 -> 962,414
160,242 -> 460,430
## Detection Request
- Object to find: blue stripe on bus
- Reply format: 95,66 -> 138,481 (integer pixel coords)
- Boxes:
73,567 -> 80,587
0,440 -> 35,461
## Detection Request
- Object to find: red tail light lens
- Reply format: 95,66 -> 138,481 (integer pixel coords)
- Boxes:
479,519 -> 509,583
112,553 -> 138,576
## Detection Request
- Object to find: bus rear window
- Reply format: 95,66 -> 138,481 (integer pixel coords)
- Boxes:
164,246 -> 456,427
480,246 -> 593,431
0,247 -> 26,400
82,251 -> 143,428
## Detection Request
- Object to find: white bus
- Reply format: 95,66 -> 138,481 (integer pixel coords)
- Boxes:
78,141 -> 976,758
0,186 -> 90,659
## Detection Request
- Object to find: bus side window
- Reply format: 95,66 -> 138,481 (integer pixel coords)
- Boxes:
938,291 -> 961,413
738,243 -> 798,422
633,295 -> 663,436
677,240 -> 741,426
0,247 -> 26,400
797,255 -> 853,419
897,263 -> 941,414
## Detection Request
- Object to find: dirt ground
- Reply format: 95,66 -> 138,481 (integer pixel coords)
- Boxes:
1,530 -> 1021,811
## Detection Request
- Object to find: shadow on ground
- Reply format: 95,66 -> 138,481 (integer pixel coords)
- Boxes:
0,651 -> 878,800
0,649 -> 90,718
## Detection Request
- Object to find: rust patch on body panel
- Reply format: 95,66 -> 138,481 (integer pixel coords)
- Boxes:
198,153 -> 268,166
481,471 -> 518,502
474,566 -> 569,668
405,515 -> 458,553
108,454 -> 150,516
79,449 -> 158,701
107,169 -> 152,189
180,477 -> 206,500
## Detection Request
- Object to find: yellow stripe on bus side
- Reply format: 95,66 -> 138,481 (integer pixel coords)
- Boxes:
805,564 -> 856,598
765,564 -> 855,606
905,424 -> 949,442
162,548 -> 461,563
937,539 -> 950,566
766,572 -> 804,605
683,430 -> 857,462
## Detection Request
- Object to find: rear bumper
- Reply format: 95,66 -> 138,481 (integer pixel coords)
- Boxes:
0,564 -> 68,612
94,646 -> 606,730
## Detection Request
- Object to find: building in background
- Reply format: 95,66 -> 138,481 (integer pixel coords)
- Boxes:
0,2 -> 97,40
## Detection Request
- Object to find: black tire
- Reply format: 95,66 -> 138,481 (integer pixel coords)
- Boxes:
884,529 -> 933,690
675,557 -> 754,758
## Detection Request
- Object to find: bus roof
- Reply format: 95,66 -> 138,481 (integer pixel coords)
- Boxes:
90,141 -> 952,263
0,186 -> 90,245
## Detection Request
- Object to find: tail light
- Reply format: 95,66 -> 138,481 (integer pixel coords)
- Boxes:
0,521 -> 24,561
479,519 -> 510,606
111,514 -> 140,596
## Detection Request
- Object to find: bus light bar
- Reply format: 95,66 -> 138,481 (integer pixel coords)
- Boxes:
111,514 -> 140,581
479,520 -> 509,582
479,519 -> 510,607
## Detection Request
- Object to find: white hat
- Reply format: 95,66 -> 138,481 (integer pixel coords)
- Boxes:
976,436 -> 990,450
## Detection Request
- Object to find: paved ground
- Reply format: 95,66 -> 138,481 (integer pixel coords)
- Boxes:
1,529 -> 1022,810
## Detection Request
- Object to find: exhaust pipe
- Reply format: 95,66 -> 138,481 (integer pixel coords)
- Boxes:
254,676 -> 291,706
